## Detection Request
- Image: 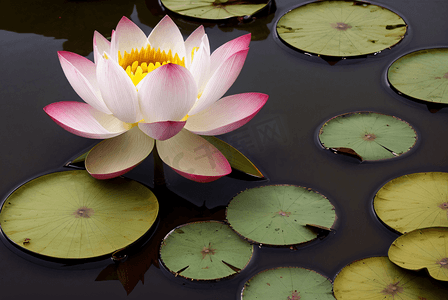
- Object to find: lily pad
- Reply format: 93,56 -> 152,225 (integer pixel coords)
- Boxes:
161,0 -> 270,20
201,136 -> 264,179
318,112 -> 417,161
333,256 -> 448,299
276,0 -> 406,57
389,227 -> 448,281
241,267 -> 335,300
0,170 -> 158,259
226,185 -> 336,246
159,221 -> 253,280
388,48 -> 448,104
374,172 -> 448,233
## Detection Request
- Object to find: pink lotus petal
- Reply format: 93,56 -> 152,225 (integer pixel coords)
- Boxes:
44,101 -> 128,139
157,129 -> 231,182
86,126 -> 154,179
96,55 -> 140,123
58,51 -> 112,114
185,93 -> 268,135
138,64 -> 197,122
209,33 -> 250,76
113,16 -> 148,61
185,25 -> 207,67
147,15 -> 186,63
188,49 -> 249,115
189,43 -> 211,93
93,31 -> 111,64
138,121 -> 186,140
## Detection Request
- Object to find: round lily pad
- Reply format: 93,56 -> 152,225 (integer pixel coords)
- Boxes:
388,48 -> 448,103
159,221 -> 253,280
226,185 -> 336,246
276,0 -> 407,57
161,0 -> 270,20
0,170 -> 158,259
389,227 -> 448,281
333,256 -> 448,299
241,267 -> 335,300
318,112 -> 417,161
374,172 -> 448,234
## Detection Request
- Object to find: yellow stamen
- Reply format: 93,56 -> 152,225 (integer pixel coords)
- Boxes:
118,45 -> 186,86
180,114 -> 189,122
124,119 -> 145,130
191,47 -> 199,62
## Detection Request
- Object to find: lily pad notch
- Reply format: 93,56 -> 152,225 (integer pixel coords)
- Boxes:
241,267 -> 335,300
276,0 -> 407,57
0,170 -> 159,260
318,112 -> 417,161
388,48 -> 448,104
160,0 -> 272,21
226,185 -> 337,246
159,221 -> 253,280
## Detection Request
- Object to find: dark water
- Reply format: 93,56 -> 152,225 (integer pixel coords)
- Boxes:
2,0 -> 448,298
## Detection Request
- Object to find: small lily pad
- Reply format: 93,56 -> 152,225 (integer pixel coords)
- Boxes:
318,112 -> 417,161
241,267 -> 335,300
226,185 -> 336,246
276,0 -> 407,57
161,0 -> 270,20
0,170 -> 158,259
388,48 -> 448,104
159,221 -> 253,280
374,172 -> 448,233
333,256 -> 448,299
389,227 -> 448,281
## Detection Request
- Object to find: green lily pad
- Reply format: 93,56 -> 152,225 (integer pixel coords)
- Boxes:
388,48 -> 448,104
374,172 -> 448,234
276,0 -> 406,57
318,112 -> 417,161
161,0 -> 270,20
389,227 -> 448,281
333,256 -> 448,299
241,267 -> 335,300
226,185 -> 336,246
0,170 -> 158,259
201,136 -> 264,179
159,221 -> 253,280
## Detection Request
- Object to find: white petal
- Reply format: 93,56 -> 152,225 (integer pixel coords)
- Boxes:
148,15 -> 186,63
138,64 -> 197,122
93,31 -> 111,65
113,16 -> 148,62
58,51 -> 112,114
185,25 -> 206,67
96,55 -> 140,123
189,42 -> 210,93
188,49 -> 249,115
210,33 -> 250,76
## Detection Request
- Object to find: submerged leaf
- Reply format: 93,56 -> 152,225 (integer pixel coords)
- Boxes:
0,170 -> 158,259
242,267 -> 335,300
374,172 -> 448,233
161,0 -> 270,20
159,221 -> 253,280
319,112 -> 417,161
276,0 -> 406,57
389,227 -> 448,281
333,256 -> 448,299
388,48 -> 448,104
226,185 -> 336,246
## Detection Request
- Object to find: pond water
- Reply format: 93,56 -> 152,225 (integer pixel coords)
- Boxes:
1,0 -> 448,298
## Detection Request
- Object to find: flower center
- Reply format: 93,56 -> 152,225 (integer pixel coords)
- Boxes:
118,45 -> 187,86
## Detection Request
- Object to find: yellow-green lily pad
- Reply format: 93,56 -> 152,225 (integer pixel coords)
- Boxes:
333,256 -> 448,299
226,185 -> 336,246
0,170 -> 158,259
241,267 -> 335,300
389,227 -> 448,281
374,172 -> 448,234
276,0 -> 407,57
161,0 -> 270,20
159,221 -> 253,280
318,112 -> 417,161
388,48 -> 448,104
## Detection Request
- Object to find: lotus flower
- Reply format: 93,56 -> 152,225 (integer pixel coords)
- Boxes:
44,16 -> 268,182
